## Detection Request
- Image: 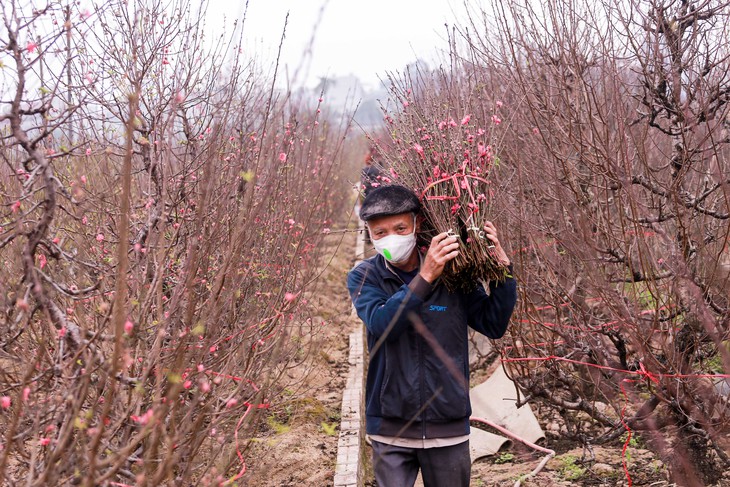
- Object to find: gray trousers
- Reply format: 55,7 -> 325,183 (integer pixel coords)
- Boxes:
371,440 -> 471,487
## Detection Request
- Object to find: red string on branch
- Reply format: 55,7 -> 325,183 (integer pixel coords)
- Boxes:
500,355 -> 730,486
421,171 -> 489,205
226,400 -> 270,485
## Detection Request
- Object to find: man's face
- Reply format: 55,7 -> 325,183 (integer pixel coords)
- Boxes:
366,213 -> 417,240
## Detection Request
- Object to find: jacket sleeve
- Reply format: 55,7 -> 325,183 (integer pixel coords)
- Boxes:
463,266 -> 517,339
346,261 -> 433,341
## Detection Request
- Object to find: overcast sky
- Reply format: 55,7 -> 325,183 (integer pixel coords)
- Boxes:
208,0 -> 468,89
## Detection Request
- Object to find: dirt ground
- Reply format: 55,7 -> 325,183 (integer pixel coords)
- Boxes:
240,223 -> 729,487
241,224 -> 360,486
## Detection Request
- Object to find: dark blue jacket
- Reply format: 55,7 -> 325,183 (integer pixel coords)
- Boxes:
347,254 -> 517,439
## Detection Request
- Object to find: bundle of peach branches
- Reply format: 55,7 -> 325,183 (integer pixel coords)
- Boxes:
375,78 -> 510,292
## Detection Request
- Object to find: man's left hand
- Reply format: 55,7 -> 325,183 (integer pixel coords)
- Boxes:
483,221 -> 510,267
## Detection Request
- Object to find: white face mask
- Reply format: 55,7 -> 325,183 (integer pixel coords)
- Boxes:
371,220 -> 417,263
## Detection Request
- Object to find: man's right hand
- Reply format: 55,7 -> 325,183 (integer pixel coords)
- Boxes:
419,232 -> 460,283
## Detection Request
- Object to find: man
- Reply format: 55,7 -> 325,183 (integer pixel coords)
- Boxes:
360,146 -> 382,245
361,145 -> 383,200
346,185 -> 517,487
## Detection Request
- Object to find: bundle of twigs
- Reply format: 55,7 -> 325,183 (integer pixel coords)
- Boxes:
375,71 -> 510,292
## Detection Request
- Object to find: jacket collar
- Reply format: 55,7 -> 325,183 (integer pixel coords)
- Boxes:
371,251 -> 427,285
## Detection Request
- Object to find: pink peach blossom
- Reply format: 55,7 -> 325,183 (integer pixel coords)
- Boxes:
131,409 -> 154,425
413,143 -> 424,158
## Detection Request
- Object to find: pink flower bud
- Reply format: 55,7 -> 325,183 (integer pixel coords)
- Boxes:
15,298 -> 30,311
0,396 -> 10,409
124,320 -> 134,334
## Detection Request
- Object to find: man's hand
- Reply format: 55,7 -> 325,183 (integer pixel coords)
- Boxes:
483,221 -> 510,266
419,232 -> 460,283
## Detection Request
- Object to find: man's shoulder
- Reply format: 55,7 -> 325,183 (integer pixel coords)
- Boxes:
362,165 -> 381,177
349,254 -> 380,276
346,255 -> 384,294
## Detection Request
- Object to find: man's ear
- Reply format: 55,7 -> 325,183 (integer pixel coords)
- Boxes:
415,214 -> 424,232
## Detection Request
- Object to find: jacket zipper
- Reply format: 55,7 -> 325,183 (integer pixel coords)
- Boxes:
419,331 -> 426,440
385,255 -> 427,439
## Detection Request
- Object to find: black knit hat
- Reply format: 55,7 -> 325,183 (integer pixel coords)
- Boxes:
359,185 -> 421,221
